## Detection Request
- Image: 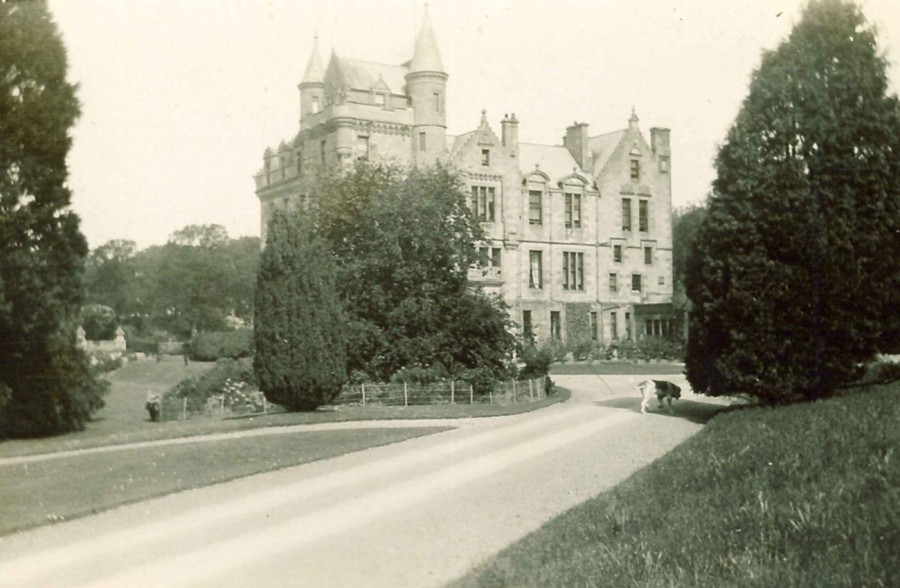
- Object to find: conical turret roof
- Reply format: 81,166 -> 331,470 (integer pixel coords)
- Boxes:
409,5 -> 445,74
301,35 -> 325,85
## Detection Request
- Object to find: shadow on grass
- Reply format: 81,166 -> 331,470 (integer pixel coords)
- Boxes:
591,397 -> 731,425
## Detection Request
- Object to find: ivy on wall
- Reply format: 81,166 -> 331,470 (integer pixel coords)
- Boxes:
565,303 -> 592,347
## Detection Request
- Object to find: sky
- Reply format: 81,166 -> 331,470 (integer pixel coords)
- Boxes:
47,0 -> 900,250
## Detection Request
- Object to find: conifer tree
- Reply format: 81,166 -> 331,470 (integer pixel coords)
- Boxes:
254,210 -> 347,410
686,0 -> 900,402
0,2 -> 107,436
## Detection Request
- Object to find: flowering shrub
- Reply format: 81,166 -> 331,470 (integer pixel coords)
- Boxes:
162,358 -> 260,420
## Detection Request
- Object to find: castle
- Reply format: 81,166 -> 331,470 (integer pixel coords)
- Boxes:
254,8 -> 675,347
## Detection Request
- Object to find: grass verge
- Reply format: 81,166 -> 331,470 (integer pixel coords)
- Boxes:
551,361 -> 685,376
456,382 -> 899,587
0,359 -> 569,459
0,427 -> 448,537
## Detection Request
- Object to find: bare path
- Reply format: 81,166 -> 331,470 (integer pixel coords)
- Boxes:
0,374 -> 726,587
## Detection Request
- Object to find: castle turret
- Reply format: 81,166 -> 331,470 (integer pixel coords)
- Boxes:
406,5 -> 447,165
298,36 -> 324,129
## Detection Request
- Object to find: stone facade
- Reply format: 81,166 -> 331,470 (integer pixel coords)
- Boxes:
254,8 -> 675,346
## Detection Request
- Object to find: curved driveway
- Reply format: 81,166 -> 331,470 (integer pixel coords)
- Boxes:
0,373 -> 727,588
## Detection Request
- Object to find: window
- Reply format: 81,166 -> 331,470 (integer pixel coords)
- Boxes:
610,311 -> 618,340
528,190 -> 542,225
433,92 -> 441,112
320,140 -> 326,166
659,155 -> 670,173
609,273 -> 618,293
590,312 -> 598,341
523,310 -> 533,342
622,198 -> 632,231
419,132 -> 427,152
646,320 -> 653,336
632,273 -> 642,292
311,95 -> 320,114
471,186 -> 496,222
375,93 -> 385,106
477,246 -> 501,273
644,246 -> 653,265
625,312 -> 631,341
481,149 -> 490,167
356,135 -> 369,161
659,275 -> 666,285
613,245 -> 622,263
529,251 -> 543,289
639,200 -> 649,232
630,159 -> 640,181
550,311 -> 561,340
562,252 -> 585,291
565,193 -> 582,228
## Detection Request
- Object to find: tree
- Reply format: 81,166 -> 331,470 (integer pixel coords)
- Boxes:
315,162 -> 515,381
84,239 -> 138,318
130,226 -> 259,337
254,210 -> 347,410
671,204 -> 708,337
0,2 -> 107,437
685,0 -> 900,403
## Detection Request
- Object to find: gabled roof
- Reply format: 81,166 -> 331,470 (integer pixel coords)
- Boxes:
325,54 -> 409,94
519,143 -> 582,183
588,129 -> 627,174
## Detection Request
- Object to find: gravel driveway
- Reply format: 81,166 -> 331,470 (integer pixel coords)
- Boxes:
0,373 -> 729,588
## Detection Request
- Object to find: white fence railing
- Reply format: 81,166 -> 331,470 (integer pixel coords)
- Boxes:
335,376 -> 548,407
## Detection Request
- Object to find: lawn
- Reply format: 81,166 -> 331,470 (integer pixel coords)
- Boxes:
456,381 -> 900,587
550,361 -> 685,376
0,358 -> 569,459
0,426 -> 448,536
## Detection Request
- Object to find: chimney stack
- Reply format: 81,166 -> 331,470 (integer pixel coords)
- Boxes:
564,121 -> 591,173
501,113 -> 519,153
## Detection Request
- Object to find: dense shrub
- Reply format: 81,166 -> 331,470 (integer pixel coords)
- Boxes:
520,345 -> 554,378
79,304 -> 118,340
459,367 -> 496,396
612,337 -> 684,362
189,329 -> 253,361
390,365 -> 447,385
167,358 -> 256,415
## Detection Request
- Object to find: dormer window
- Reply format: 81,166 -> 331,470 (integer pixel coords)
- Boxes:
481,149 -> 490,167
630,159 -> 640,181
375,93 -> 385,107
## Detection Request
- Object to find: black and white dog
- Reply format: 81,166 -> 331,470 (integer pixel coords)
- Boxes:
635,379 -> 682,413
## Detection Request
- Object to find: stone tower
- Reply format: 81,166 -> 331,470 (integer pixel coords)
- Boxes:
405,5 -> 447,165
298,35 -> 324,130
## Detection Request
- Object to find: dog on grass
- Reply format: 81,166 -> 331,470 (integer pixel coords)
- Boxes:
635,379 -> 681,413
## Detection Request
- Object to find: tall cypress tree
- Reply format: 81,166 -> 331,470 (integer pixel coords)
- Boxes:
0,2 -> 107,437
254,210 -> 347,410
686,0 -> 900,402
